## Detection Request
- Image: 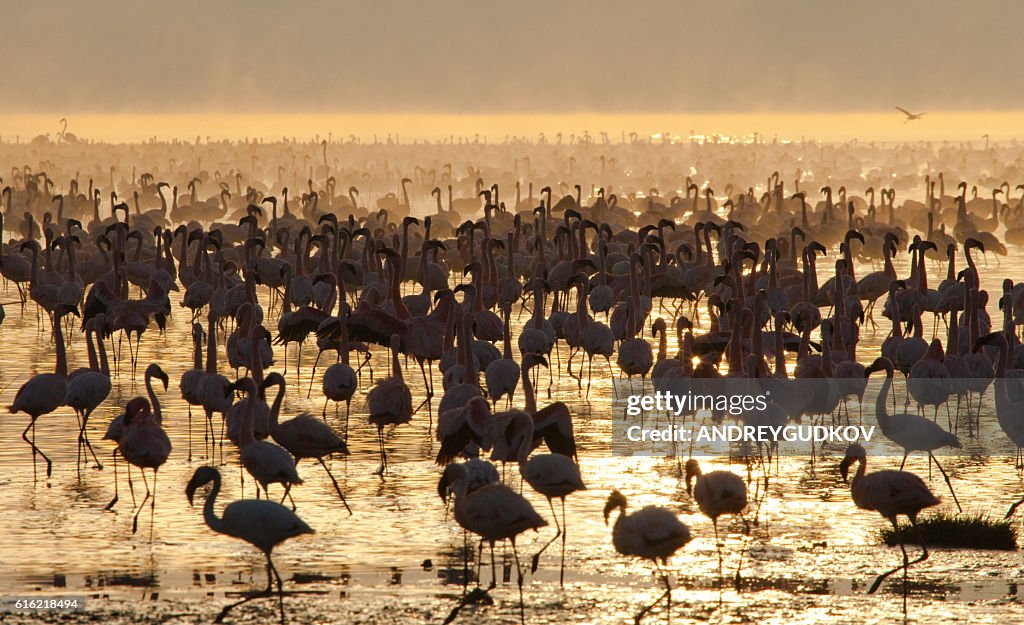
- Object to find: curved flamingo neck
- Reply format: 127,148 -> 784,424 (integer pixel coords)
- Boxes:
874,368 -> 895,433
201,473 -> 225,534
265,378 -> 285,434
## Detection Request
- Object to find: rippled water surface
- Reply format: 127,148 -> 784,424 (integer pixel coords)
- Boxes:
1,232 -> 1023,625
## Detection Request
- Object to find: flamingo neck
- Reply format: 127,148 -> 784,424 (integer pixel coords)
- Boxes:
206,315 -> 218,373
874,369 -> 895,433
54,315 -> 69,377
268,380 -> 285,433
146,375 -> 162,425
85,327 -> 99,371
202,474 -> 225,534
240,385 -> 256,447
523,363 -> 538,414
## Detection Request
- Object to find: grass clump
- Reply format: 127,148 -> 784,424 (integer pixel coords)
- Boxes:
879,512 -> 1018,551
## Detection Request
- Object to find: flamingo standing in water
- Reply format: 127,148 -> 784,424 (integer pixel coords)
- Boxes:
438,462 -> 546,624
367,333 -> 412,474
180,321 -> 206,460
839,443 -> 939,598
495,411 -> 586,586
101,364 -> 168,511
185,465 -> 314,623
685,459 -> 748,586
264,372 -> 352,514
118,396 -> 171,538
8,303 -> 78,478
604,490 -> 692,624
65,314 -> 112,469
232,377 -> 302,507
865,357 -> 963,512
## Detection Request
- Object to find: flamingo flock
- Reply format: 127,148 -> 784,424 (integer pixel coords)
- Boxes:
2,131 -> 1024,623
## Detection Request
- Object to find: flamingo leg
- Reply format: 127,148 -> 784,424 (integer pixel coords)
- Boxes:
488,541 -> 498,591
132,468 -> 151,535
22,417 -> 52,478
104,450 -> 119,510
307,351 -> 322,398
713,517 -> 724,586
634,563 -> 672,625
869,519 -> 929,594
150,469 -> 157,542
79,409 -> 104,469
317,457 -> 352,515
213,552 -> 279,624
376,427 -> 388,475
127,462 -> 137,509
928,452 -> 962,513
530,497 -> 562,576
510,537 -> 525,625
560,497 -> 568,586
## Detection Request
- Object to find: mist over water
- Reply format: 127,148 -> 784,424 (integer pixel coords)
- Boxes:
6,112 -> 1024,144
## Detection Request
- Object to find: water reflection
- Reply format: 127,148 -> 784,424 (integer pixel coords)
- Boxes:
0,245 -> 1021,623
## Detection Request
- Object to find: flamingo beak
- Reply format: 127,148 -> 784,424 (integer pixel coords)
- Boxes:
839,457 -> 852,483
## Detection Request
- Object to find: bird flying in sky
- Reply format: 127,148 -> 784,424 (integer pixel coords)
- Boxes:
895,106 -> 925,123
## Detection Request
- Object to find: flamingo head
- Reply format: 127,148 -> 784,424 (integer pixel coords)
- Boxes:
145,363 -> 169,391
603,490 -> 628,525
683,459 -> 701,495
185,466 -> 220,506
839,443 -> 867,482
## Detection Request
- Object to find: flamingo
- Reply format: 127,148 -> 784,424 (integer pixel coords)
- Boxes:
974,332 -> 1024,468
438,462 -> 546,623
264,372 -> 352,513
604,490 -> 692,624
366,333 -> 413,474
8,303 -> 78,478
865,357 -> 962,512
894,106 -> 925,123
907,339 -> 952,424
101,363 -> 167,511
520,449 -> 585,586
232,377 -> 302,507
185,465 -> 314,623
65,314 -> 112,469
684,459 -> 748,585
484,302 -> 520,409
180,321 -> 206,460
198,309 -> 232,458
118,397 -> 171,538
839,443 -> 939,596
320,308 -> 358,426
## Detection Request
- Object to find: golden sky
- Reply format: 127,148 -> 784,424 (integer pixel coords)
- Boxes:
3,1 -> 1022,116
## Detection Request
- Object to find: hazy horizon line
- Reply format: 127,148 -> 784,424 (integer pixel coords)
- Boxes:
0,107 -> 1015,116
3,110 -> 1019,144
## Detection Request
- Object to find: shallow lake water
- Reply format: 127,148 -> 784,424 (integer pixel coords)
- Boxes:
0,227 -> 1023,625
